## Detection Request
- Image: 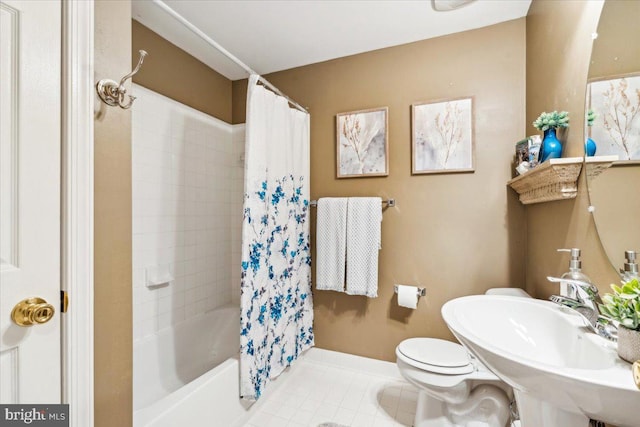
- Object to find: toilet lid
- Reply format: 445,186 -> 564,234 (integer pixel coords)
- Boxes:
398,338 -> 471,368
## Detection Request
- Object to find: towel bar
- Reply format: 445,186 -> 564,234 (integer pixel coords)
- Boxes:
310,198 -> 395,207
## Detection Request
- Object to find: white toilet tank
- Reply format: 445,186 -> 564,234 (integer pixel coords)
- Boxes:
485,287 -> 531,298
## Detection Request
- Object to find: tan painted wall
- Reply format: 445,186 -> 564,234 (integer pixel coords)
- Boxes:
588,0 -> 640,80
132,21 -> 233,123
94,1 -> 132,426
524,0 -> 619,301
234,19 -> 527,361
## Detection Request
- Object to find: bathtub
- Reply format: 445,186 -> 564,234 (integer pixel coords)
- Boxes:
133,304 -> 252,427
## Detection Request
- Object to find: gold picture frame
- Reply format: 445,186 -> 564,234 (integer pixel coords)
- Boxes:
336,107 -> 389,178
411,97 -> 475,174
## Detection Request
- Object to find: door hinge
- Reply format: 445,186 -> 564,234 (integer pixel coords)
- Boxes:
60,290 -> 69,313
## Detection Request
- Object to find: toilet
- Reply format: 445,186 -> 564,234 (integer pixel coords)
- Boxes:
396,288 -> 531,427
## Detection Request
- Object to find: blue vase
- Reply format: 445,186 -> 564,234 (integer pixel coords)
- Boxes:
539,128 -> 563,162
585,137 -> 597,157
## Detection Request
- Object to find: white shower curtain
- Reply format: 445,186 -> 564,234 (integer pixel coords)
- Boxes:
240,75 -> 314,400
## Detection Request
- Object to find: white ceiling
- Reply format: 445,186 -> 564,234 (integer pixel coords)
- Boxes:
132,0 -> 532,81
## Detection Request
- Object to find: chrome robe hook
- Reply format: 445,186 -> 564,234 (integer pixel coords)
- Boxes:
96,50 -> 147,109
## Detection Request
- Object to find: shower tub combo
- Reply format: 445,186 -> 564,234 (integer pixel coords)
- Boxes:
132,84 -> 253,426
133,305 -> 250,427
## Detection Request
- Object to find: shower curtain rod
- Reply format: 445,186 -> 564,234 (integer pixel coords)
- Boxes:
152,0 -> 309,114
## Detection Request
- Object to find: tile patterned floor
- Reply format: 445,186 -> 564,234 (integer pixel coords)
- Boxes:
242,360 -> 418,427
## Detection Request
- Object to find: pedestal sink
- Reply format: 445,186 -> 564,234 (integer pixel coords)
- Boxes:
442,295 -> 639,427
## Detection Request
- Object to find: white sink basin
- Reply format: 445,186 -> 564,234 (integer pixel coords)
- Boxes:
442,295 -> 640,427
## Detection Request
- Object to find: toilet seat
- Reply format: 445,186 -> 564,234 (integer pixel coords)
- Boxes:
397,338 -> 474,375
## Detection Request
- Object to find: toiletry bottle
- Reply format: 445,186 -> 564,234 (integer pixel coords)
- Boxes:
528,135 -> 542,168
557,248 -> 592,298
620,250 -> 639,281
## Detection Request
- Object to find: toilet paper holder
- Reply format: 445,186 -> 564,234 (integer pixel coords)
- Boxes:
394,285 -> 426,297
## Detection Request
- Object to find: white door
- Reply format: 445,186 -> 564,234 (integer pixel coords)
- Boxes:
0,0 -> 61,403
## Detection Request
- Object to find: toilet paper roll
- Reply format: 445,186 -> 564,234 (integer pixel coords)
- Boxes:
397,285 -> 418,309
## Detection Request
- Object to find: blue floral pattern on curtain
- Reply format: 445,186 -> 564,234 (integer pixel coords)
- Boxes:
240,75 -> 314,400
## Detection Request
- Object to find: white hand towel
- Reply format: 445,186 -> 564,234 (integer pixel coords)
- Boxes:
346,197 -> 382,297
315,197 -> 348,292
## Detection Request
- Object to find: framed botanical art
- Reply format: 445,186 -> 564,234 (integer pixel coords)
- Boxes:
336,107 -> 389,178
586,73 -> 640,160
411,97 -> 475,174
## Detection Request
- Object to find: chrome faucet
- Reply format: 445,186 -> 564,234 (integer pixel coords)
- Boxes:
547,276 -> 618,341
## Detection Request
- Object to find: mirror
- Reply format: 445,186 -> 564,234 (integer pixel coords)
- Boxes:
585,0 -> 640,271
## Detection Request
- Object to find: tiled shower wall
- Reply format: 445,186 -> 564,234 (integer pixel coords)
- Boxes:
132,85 -> 244,341
231,126 -> 245,305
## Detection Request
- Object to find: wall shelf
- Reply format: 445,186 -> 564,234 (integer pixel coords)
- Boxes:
585,155 -> 620,185
585,155 -> 619,184
508,157 -> 583,205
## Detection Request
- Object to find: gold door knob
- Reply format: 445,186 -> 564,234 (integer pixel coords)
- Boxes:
11,297 -> 55,326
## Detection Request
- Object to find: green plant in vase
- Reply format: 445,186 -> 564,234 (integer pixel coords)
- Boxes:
585,109 -> 597,156
599,278 -> 640,363
586,109 -> 597,127
533,111 -> 569,162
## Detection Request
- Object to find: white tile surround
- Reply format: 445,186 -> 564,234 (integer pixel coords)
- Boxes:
231,125 -> 245,305
132,85 -> 244,341
241,349 -> 418,427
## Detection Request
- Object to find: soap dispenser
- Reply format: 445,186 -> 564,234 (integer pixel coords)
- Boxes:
557,248 -> 592,298
620,250 -> 639,281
